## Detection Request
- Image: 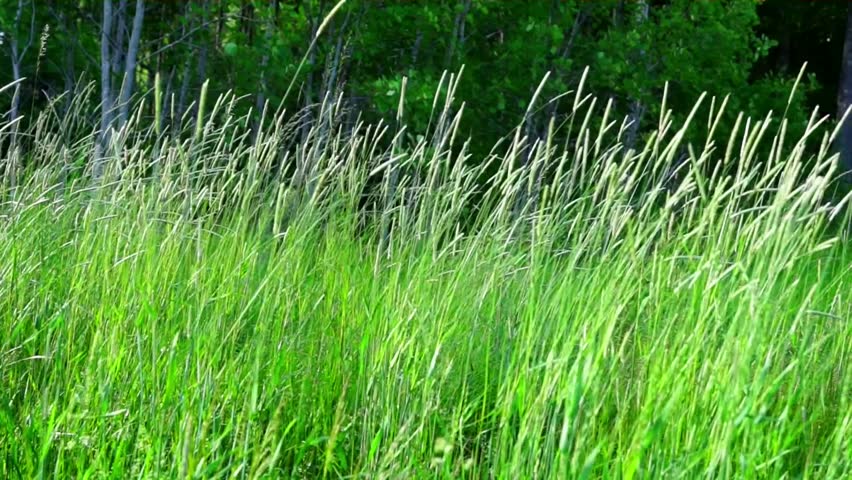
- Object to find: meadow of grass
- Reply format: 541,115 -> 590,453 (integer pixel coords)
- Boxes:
0,72 -> 850,478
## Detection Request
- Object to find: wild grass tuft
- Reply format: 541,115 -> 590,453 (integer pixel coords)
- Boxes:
0,72 -> 850,478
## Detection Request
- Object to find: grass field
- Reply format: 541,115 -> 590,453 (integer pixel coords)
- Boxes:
1,76 -> 850,478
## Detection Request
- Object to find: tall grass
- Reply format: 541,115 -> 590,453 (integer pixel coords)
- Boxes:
0,70 -> 850,478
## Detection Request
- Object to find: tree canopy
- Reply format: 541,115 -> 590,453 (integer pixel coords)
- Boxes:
0,0 -> 850,170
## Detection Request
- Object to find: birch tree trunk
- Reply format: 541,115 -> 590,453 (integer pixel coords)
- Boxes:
118,0 -> 145,127
95,0 -> 114,178
113,0 -> 127,75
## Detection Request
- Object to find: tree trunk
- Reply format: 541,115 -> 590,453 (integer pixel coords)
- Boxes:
838,2 -> 852,178
255,1 -> 274,137
410,30 -> 423,68
177,4 -> 193,120
443,0 -> 471,71
301,14 -> 319,142
96,0 -> 115,178
197,0 -> 210,87
625,0 -> 649,151
7,0 -> 34,124
112,0 -> 127,77
323,10 -> 350,102
163,65 -> 176,131
63,38 -> 76,113
118,0 -> 144,128
216,0 -> 225,45
9,54 -> 22,124
177,55 -> 193,121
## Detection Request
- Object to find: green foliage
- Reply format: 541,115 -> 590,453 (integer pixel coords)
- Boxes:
0,0 -> 835,159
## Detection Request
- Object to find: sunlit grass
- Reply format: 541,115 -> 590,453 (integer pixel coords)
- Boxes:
0,71 -> 850,478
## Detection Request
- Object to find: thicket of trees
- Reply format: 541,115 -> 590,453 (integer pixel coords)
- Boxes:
1,0 -> 852,177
